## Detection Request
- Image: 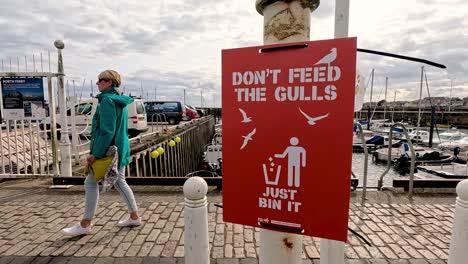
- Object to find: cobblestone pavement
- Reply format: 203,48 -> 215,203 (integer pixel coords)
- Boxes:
0,179 -> 457,264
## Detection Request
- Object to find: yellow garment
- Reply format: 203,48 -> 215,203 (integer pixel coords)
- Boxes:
85,156 -> 114,181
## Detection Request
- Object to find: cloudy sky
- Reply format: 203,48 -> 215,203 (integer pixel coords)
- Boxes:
0,0 -> 466,107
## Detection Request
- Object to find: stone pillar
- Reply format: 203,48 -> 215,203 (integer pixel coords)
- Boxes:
256,0 -> 319,45
255,1 -> 319,263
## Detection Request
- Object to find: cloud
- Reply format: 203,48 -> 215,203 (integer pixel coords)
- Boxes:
0,0 -> 467,107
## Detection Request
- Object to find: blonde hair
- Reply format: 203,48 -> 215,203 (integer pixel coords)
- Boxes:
98,69 -> 122,87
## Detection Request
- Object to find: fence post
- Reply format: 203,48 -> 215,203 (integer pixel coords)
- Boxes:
448,179 -> 468,264
55,40 -> 72,177
183,176 -> 209,264
255,1 -> 319,263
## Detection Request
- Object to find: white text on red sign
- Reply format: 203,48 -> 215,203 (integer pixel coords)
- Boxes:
232,66 -> 341,102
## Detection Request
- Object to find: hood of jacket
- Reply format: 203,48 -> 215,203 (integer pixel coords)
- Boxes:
96,87 -> 134,107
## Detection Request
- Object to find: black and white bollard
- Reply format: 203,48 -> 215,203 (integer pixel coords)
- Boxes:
448,179 -> 468,264
183,177 -> 209,264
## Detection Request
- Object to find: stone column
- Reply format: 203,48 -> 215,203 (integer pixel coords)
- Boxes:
255,1 -> 319,263
256,0 -> 319,45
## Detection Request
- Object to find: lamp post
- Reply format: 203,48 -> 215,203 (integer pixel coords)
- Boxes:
55,40 -> 72,177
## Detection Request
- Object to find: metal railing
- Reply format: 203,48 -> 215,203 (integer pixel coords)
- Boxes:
150,113 -> 168,132
377,122 -> 416,198
353,121 -> 369,204
127,117 -> 215,177
0,120 -> 55,178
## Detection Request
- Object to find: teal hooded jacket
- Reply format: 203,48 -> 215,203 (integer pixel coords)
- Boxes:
90,87 -> 134,170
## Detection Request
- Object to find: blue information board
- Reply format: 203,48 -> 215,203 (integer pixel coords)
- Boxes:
1,77 -> 45,120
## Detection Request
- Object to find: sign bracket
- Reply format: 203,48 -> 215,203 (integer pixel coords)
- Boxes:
260,43 -> 309,53
258,221 -> 304,233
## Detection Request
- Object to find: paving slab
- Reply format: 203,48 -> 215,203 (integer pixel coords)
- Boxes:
0,179 -> 456,264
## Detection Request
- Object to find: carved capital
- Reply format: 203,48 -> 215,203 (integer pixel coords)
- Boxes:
255,0 -> 320,15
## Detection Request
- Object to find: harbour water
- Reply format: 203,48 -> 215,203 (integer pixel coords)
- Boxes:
350,127 -> 468,189
352,153 -> 402,188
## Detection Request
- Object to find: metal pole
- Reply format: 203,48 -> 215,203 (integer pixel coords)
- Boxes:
256,1 -> 319,263
391,90 -> 396,122
40,53 -> 43,72
448,79 -> 453,112
140,81 -> 143,98
183,177 -> 209,264
429,106 -> 435,148
416,66 -> 424,141
319,1 -> 350,263
55,40 -> 72,177
334,0 -> 349,38
367,69 -> 374,130
448,179 -> 468,264
383,77 -> 388,121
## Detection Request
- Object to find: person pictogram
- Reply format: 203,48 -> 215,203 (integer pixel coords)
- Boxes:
275,137 -> 306,187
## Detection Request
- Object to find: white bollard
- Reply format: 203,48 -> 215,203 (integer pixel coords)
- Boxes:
259,229 -> 302,264
320,239 -> 345,264
448,179 -> 468,264
183,177 -> 209,264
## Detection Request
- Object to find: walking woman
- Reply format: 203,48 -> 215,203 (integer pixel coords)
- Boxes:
63,70 -> 141,236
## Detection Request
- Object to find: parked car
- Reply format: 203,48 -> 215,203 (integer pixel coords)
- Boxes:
43,97 -> 148,138
186,104 -> 204,117
144,101 -> 186,125
184,105 -> 200,120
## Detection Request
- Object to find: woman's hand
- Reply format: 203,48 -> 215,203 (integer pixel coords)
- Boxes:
86,155 -> 96,165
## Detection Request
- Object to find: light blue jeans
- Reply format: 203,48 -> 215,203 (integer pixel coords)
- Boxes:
84,166 -> 138,220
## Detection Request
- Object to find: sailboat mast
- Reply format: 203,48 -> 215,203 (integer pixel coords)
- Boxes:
383,77 -> 388,121
416,66 -> 424,139
392,90 -> 396,123
448,79 -> 453,112
367,68 -> 374,130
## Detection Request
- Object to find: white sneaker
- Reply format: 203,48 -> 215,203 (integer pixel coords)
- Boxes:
117,217 -> 142,227
62,224 -> 92,236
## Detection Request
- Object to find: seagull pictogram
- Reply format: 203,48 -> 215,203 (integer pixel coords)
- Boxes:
240,128 -> 256,150
299,108 -> 329,125
239,108 -> 252,123
314,47 -> 337,66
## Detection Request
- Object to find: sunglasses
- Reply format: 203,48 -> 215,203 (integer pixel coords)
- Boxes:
98,78 -> 110,83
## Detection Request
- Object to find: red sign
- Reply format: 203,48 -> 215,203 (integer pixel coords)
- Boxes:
222,38 -> 357,242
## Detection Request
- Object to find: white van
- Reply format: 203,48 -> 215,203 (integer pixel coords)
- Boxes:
54,97 -> 148,138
